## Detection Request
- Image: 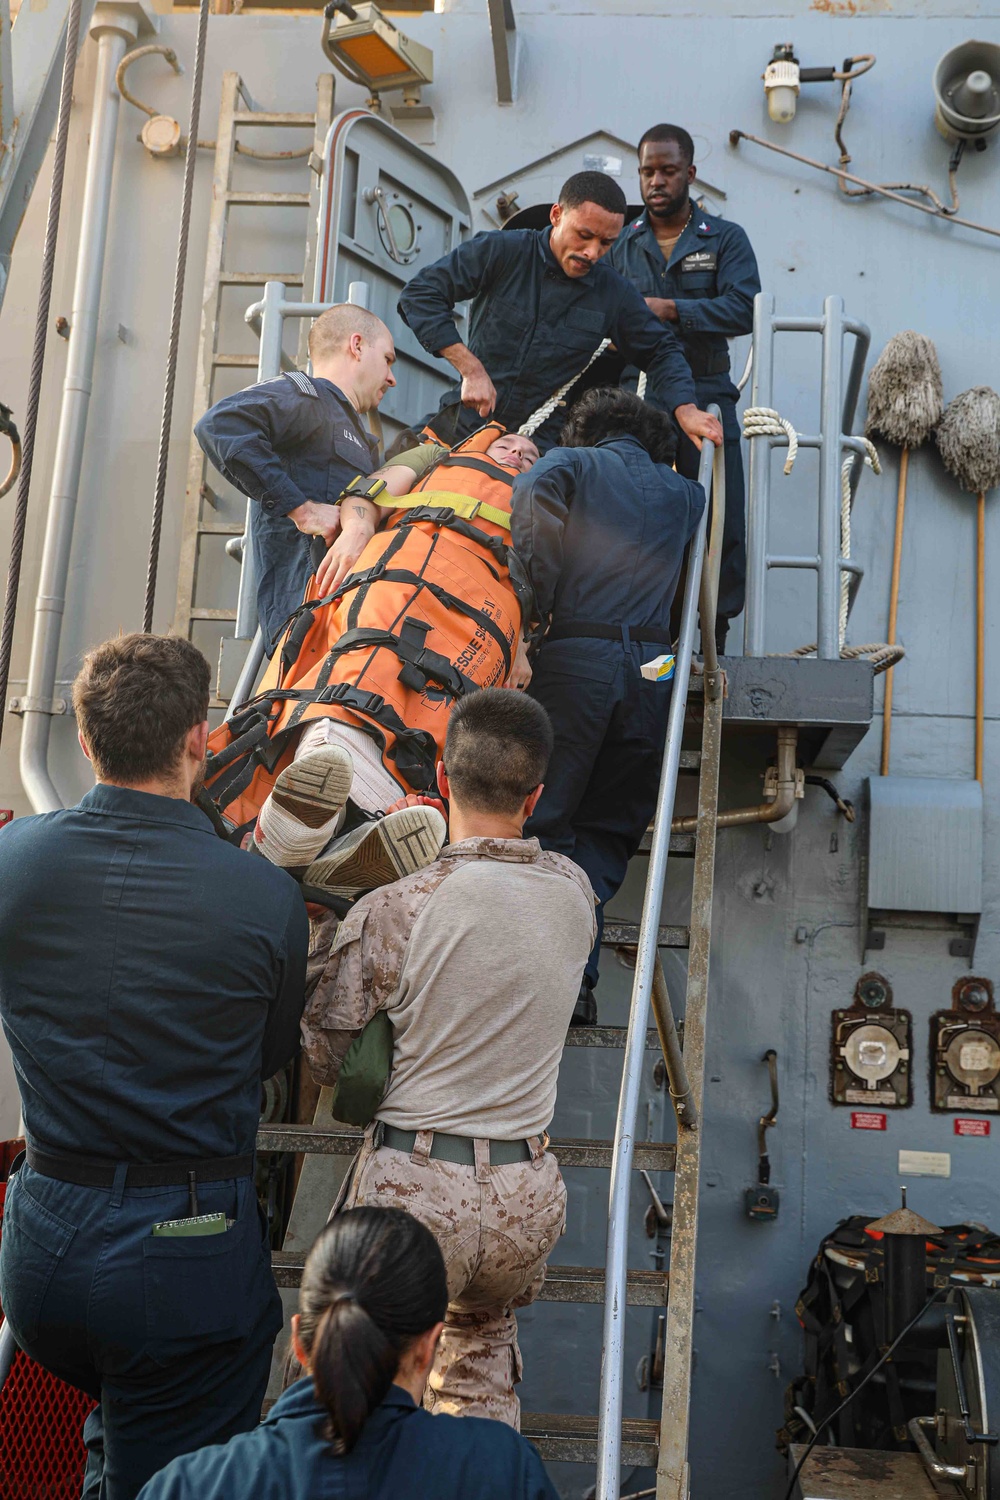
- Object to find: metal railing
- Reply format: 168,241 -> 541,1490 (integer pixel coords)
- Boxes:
743,293 -> 870,660
595,422 -> 725,1498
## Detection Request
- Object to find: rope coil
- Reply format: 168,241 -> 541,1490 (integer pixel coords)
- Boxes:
518,338 -> 611,439
742,406 -> 799,475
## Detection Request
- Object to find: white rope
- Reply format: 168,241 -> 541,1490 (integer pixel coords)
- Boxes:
744,405 -> 885,651
636,369 -> 648,400
742,406 -> 799,474
839,439 -> 881,647
518,338 -> 612,438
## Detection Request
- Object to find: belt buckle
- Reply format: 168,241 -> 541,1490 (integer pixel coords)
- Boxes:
467,500 -> 482,521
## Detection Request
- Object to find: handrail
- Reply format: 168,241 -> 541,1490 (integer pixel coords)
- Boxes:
595,416 -> 721,1498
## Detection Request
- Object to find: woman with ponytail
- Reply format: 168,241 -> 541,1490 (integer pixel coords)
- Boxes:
137,1206 -> 557,1500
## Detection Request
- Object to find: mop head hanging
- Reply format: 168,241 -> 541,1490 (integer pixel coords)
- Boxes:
935,386 -> 1000,495
864,331 -> 943,448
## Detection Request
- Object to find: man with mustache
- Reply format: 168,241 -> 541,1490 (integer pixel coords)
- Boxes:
609,124 -> 760,654
398,170 -> 722,457
196,304 -> 397,652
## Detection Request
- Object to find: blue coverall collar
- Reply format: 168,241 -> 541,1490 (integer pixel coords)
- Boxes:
631,206 -> 718,271
594,434 -> 645,453
313,376 -> 355,409
266,1378 -> 417,1424
537,227 -> 576,282
78,783 -> 216,834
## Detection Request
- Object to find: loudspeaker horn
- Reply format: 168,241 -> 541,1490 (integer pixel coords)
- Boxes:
934,40 -> 1000,142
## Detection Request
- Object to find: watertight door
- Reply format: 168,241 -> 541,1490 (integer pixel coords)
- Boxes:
314,109 -> 472,441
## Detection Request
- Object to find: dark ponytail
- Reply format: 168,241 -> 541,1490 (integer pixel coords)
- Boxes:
297,1207 -> 448,1454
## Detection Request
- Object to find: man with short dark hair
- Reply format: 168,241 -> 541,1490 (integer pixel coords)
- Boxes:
512,387 -> 707,1026
302,688 -> 596,1427
0,632 -> 308,1500
398,169 -> 722,454
609,124 -> 760,652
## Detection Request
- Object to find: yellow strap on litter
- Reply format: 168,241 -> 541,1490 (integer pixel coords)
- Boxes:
386,488 -> 512,532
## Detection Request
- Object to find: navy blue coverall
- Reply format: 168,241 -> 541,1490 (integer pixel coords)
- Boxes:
195,371 -> 378,648
398,227 -> 698,453
137,1379 -> 558,1500
512,437 -> 705,997
0,786 -> 308,1500
608,208 -> 760,636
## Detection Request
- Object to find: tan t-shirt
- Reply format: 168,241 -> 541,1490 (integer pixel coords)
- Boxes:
303,837 -> 596,1139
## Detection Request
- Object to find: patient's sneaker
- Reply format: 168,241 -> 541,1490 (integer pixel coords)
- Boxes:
304,805 -> 447,896
254,745 -> 354,867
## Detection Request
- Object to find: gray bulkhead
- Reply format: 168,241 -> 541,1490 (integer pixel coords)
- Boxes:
0,1 -> 998,1494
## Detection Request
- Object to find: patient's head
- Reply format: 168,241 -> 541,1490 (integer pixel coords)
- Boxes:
487,432 -> 539,473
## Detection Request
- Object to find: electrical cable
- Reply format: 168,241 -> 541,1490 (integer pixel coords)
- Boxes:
142,0 -> 211,633
730,130 -> 1000,242
116,47 -> 310,158
783,1288 -> 947,1500
0,405 -> 21,500
0,0 -> 83,749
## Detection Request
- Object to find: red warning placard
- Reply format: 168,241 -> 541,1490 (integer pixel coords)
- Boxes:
851,1112 -> 887,1131
954,1118 -> 990,1137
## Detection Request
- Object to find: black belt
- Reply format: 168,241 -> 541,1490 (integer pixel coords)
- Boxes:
24,1144 -> 254,1190
689,352 -> 731,379
546,621 -> 674,647
377,1124 -> 532,1166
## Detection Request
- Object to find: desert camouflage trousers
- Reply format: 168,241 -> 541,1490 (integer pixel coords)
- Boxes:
342,1127 -> 567,1428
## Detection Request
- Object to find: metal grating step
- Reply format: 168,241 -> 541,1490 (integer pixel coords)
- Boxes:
678,750 -> 701,772
270,1254 -> 668,1307
212,354 -> 260,368
603,922 -> 689,948
563,1026 -> 660,1050
256,1125 -> 675,1172
521,1413 -> 659,1467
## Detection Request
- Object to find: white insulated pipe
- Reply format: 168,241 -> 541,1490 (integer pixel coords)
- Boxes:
19,5 -> 138,812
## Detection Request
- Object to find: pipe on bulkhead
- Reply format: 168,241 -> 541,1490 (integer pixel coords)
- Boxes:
19,5 -> 140,812
671,726 -> 799,833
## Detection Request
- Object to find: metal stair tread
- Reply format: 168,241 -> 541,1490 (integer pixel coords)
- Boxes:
602,920 -> 690,948
563,1025 -> 660,1049
270,1254 -> 667,1306
224,189 -> 311,206
256,1124 -> 675,1172
637,829 -> 696,855
520,1412 -> 659,1467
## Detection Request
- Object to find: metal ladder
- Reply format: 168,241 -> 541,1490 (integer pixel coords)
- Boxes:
255,423 -> 725,1497
171,70 -> 334,701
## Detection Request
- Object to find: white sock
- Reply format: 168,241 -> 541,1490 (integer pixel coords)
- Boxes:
254,796 -> 347,867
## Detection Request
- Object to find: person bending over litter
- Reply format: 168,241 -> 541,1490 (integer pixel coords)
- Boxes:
204,425 -> 539,899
